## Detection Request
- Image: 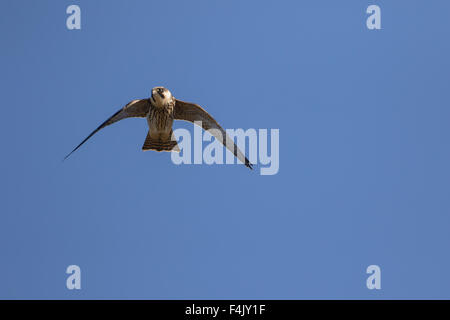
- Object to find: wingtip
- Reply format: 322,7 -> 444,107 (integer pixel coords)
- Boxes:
62,150 -> 75,162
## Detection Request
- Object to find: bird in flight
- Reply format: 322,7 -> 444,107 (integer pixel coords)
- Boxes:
64,87 -> 253,169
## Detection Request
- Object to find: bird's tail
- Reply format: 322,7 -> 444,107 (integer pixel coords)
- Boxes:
142,131 -> 180,152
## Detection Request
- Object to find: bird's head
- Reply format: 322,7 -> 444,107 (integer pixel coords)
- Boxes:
151,86 -> 173,107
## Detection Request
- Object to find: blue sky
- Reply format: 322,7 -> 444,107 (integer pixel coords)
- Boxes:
1,0 -> 450,299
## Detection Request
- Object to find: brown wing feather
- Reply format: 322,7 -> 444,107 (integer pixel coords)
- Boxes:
173,99 -> 253,169
64,99 -> 150,160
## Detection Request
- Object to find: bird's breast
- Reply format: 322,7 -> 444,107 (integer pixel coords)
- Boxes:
148,105 -> 174,132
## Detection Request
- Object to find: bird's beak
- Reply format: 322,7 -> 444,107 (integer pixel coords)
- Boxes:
158,91 -> 165,99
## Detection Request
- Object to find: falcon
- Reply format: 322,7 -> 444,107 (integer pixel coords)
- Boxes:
64,87 -> 253,169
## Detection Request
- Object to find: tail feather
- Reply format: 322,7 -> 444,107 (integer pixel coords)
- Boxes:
142,132 -> 180,152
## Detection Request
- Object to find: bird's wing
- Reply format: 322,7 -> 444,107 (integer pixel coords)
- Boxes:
64,99 -> 151,160
173,99 -> 253,169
